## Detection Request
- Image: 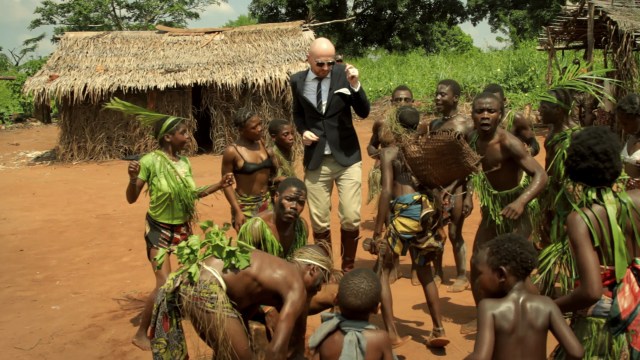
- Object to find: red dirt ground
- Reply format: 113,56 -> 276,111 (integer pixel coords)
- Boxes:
0,120 -> 557,359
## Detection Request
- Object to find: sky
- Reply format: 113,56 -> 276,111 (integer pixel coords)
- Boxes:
1,0 -> 502,60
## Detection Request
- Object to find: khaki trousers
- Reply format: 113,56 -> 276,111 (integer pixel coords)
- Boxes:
304,156 -> 362,233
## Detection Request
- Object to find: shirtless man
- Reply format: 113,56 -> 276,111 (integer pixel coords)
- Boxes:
469,92 -> 547,305
536,88 -> 580,250
237,177 -> 337,316
483,83 -> 540,156
151,245 -> 333,360
467,234 -> 583,360
238,177 -> 308,259
429,79 -> 474,292
539,88 -> 579,171
367,85 -> 415,159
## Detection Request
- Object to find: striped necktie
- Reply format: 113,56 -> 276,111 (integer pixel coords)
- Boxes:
316,77 -> 323,113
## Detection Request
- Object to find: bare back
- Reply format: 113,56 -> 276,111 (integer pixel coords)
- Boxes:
316,328 -> 394,360
199,251 -> 307,314
474,286 -> 579,360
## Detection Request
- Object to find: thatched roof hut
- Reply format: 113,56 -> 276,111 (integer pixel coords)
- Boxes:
23,21 -> 314,161
538,1 -> 639,94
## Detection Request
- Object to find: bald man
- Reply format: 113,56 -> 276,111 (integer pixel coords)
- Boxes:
290,37 -> 371,272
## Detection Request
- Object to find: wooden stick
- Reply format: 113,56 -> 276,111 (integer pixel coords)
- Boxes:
587,1 -> 596,69
304,17 -> 356,27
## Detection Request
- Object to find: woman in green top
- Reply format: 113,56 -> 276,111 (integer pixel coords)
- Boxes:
106,99 -> 234,351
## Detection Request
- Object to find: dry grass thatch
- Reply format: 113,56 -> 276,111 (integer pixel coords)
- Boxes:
24,21 -> 314,104
23,21 -> 314,161
57,89 -> 197,161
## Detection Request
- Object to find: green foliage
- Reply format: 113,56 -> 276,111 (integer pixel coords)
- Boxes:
249,0 -> 469,55
423,23 -> 475,54
223,14 -> 258,27
29,0 -> 227,41
0,56 -> 48,122
154,221 -> 253,284
466,0 -> 568,47
350,40 -> 548,110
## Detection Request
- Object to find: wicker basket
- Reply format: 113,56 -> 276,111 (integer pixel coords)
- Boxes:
400,130 -> 481,188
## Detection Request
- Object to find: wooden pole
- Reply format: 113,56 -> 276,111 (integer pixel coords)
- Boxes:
586,2 -> 595,69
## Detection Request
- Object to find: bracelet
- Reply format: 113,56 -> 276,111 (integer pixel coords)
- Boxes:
129,178 -> 137,185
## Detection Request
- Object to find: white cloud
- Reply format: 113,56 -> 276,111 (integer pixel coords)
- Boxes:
1,0 -> 54,58
189,0 -> 251,28
459,19 -> 506,50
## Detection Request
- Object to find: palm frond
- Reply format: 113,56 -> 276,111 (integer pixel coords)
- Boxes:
103,97 -> 170,127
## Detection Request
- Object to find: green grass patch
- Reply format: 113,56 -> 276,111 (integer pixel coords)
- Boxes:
349,41 -> 549,110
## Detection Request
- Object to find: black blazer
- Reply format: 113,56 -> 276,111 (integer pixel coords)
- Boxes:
290,64 -> 371,170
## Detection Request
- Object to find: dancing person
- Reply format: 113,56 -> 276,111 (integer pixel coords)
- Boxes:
151,245 -> 334,360
105,98 -> 235,351
290,37 -> 371,272
535,88 -> 582,293
367,85 -> 415,160
309,268 -> 396,360
550,126 -> 640,359
616,93 -> 640,190
467,234 -> 583,360
483,83 -> 540,156
367,86 -> 417,284
429,79 -> 474,293
237,177 -> 308,259
268,119 -> 297,181
468,92 -> 547,305
368,106 -> 448,348
222,108 -> 276,232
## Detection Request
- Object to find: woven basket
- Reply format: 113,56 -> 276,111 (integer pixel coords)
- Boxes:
400,130 -> 481,188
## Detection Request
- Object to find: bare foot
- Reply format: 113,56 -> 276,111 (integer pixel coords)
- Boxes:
460,319 -> 477,335
132,333 -> 151,351
425,328 -> 449,348
411,268 -> 420,286
391,335 -> 411,349
447,277 -> 470,293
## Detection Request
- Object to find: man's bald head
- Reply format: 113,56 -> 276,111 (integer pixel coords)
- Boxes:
308,38 -> 335,57
307,37 -> 336,78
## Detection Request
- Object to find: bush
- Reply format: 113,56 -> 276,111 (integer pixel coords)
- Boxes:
349,40 -> 548,110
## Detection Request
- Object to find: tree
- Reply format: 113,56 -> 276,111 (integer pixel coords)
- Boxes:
249,0 -> 470,55
348,0 -> 468,54
466,0 -> 569,47
29,0 -> 227,41
0,47 -> 10,73
6,34 -> 46,67
423,23 -> 474,54
223,15 -> 258,27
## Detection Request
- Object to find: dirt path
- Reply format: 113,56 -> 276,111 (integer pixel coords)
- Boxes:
0,120 -> 555,359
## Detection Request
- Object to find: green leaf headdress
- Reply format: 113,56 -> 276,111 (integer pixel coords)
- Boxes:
103,97 -> 184,140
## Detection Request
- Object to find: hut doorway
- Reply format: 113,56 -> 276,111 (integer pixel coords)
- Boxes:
192,85 -> 213,153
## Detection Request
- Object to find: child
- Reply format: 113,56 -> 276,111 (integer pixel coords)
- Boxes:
104,98 -> 235,351
467,234 -> 583,360
309,268 -> 396,360
268,118 -> 296,180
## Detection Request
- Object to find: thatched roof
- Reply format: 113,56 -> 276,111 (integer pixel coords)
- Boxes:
538,0 -> 640,50
24,21 -> 315,103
